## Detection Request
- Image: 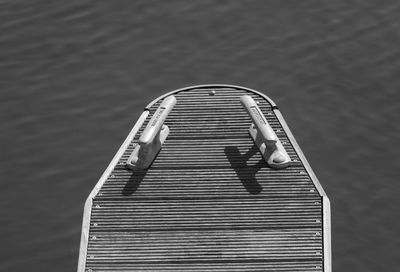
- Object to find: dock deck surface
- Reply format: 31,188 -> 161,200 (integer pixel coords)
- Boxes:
78,85 -> 330,272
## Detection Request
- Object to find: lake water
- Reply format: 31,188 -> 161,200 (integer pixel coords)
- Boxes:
1,1 -> 399,271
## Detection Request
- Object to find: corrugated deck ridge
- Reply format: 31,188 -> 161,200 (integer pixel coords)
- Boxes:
79,85 -> 330,272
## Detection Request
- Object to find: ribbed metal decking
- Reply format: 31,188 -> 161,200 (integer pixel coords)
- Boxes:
78,85 -> 331,272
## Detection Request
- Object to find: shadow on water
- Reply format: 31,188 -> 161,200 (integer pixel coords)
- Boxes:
122,169 -> 148,196
224,145 -> 265,195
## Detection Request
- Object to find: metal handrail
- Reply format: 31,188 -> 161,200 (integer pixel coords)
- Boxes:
240,95 -> 291,169
126,95 -> 176,169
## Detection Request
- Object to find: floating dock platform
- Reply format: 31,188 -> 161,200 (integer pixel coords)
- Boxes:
78,85 -> 331,272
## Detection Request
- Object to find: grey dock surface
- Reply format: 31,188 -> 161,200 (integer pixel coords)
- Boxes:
78,85 -> 331,272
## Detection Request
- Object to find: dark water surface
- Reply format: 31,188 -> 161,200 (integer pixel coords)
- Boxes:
1,1 -> 399,271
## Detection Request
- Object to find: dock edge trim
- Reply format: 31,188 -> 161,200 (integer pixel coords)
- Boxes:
145,84 -> 278,110
322,196 -> 332,272
77,110 -> 149,272
274,108 -> 331,272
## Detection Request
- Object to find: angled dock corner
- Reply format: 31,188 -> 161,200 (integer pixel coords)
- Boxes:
78,85 -> 331,272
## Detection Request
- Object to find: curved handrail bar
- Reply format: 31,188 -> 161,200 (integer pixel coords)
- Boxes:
126,95 -> 176,169
240,95 -> 277,144
139,95 -> 176,145
240,95 -> 290,169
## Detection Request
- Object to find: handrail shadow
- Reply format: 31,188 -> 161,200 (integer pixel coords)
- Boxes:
122,169 -> 148,196
224,145 -> 265,195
